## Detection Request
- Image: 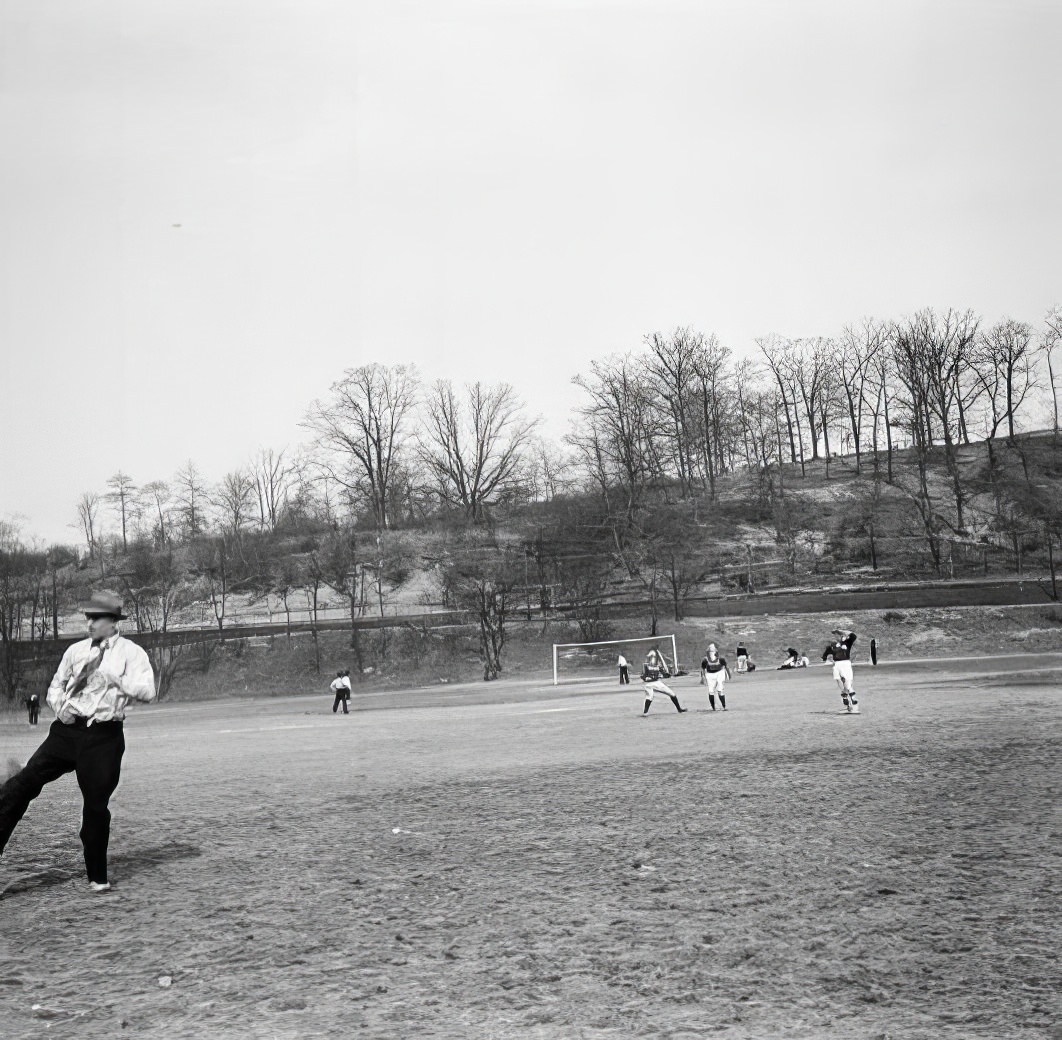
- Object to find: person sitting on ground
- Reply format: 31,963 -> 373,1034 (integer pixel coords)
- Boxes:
735,643 -> 749,673
777,648 -> 809,670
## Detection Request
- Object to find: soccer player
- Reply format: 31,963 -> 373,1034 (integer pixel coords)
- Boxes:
700,644 -> 731,710
0,591 -> 156,893
640,651 -> 687,716
822,629 -> 859,713
618,654 -> 630,685
735,643 -> 749,673
24,693 -> 40,726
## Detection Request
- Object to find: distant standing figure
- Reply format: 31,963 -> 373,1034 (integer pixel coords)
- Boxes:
735,643 -> 749,673
700,644 -> 732,711
25,693 -> 40,726
330,671 -> 350,715
823,629 -> 859,713
618,654 -> 630,685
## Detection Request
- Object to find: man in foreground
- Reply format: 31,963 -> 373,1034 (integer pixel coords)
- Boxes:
0,591 -> 156,892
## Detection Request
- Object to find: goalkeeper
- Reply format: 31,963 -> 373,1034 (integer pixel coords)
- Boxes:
639,649 -> 687,716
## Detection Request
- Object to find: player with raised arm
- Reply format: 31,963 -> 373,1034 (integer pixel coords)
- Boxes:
640,649 -> 687,716
700,644 -> 731,710
822,628 -> 859,713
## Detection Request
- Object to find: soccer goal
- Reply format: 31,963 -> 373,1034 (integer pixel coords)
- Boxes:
552,634 -> 680,686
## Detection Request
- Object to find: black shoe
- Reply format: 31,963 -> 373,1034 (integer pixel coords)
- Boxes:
677,707 -> 688,713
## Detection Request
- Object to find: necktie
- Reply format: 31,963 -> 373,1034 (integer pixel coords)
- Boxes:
68,639 -> 105,697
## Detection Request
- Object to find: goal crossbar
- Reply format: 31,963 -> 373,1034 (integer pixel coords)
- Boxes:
552,634 -> 679,686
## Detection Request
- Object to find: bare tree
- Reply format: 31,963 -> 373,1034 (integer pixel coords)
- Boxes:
837,319 -> 886,474
869,333 -> 897,482
174,461 -> 207,537
569,354 -> 666,517
141,481 -> 172,547
690,333 -> 734,498
419,380 -> 538,522
304,364 -> 419,529
249,447 -> 296,532
973,318 -> 1039,443
523,436 -> 575,502
105,472 -> 137,551
1044,306 -> 1062,435
645,328 -> 702,495
321,528 -> 367,671
440,541 -> 521,680
790,338 -> 834,462
757,336 -> 803,472
893,308 -> 981,532
75,491 -> 101,558
191,537 -> 232,633
215,469 -> 255,535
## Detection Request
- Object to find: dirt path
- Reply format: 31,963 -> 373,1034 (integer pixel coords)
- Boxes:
1,661 -> 1059,1038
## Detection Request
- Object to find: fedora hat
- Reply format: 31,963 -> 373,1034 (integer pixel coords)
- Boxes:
80,590 -> 127,620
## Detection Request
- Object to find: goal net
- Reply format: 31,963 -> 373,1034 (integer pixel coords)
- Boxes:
552,634 -> 680,686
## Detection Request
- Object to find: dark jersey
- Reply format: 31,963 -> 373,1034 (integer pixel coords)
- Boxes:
736,645 -> 748,656
701,656 -> 728,674
822,633 -> 856,662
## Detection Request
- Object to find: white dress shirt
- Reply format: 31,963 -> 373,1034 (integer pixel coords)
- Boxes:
47,633 -> 157,725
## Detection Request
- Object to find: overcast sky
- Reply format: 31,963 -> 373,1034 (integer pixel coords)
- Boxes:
1,0 -> 1060,544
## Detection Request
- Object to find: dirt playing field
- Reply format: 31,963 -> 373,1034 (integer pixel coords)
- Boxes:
1,654 -> 1060,1039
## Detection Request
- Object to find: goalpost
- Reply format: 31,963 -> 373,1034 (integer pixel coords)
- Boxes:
552,634 -> 680,686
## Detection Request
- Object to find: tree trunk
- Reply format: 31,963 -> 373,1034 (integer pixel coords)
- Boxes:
1047,530 -> 1058,601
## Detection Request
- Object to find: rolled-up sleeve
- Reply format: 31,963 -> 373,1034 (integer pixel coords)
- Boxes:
120,643 -> 157,702
46,646 -> 76,715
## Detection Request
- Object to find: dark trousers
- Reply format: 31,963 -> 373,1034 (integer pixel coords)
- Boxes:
332,694 -> 349,714
0,719 -> 125,884
27,705 -> 39,725
619,666 -> 629,684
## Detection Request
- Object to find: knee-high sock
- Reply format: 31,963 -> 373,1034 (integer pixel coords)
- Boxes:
669,694 -> 683,712
643,699 -> 652,715
719,693 -> 726,709
708,694 -> 716,710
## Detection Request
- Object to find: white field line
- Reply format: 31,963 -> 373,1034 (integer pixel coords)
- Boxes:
213,705 -> 601,733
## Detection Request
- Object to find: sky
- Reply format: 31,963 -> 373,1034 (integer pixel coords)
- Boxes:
1,0 -> 1060,544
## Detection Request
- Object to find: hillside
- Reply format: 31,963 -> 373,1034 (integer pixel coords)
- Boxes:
3,433 -> 1061,705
